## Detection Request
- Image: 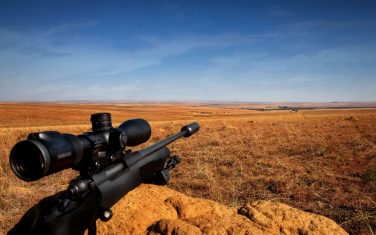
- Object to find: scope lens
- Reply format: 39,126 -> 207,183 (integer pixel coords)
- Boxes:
118,119 -> 151,146
10,140 -> 50,181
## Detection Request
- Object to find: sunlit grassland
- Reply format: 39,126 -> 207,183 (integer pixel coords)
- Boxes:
0,103 -> 375,234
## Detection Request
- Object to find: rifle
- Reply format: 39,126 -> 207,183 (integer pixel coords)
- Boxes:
8,113 -> 199,235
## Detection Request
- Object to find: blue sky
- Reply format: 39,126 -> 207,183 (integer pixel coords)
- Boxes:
0,0 -> 375,102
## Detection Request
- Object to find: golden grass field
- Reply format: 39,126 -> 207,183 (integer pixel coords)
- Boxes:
0,102 -> 375,234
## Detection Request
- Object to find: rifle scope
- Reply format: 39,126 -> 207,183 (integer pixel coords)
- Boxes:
9,113 -> 151,181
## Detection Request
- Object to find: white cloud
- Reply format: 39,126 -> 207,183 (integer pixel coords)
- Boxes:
0,19 -> 375,102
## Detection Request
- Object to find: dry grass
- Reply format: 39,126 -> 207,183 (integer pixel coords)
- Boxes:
0,103 -> 375,234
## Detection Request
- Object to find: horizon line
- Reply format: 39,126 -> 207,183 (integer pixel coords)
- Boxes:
1,99 -> 376,104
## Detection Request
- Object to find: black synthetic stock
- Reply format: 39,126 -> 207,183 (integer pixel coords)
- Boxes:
8,191 -> 98,235
92,147 -> 170,208
92,123 -> 198,208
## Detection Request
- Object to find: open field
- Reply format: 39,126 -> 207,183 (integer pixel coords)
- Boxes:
0,102 -> 375,234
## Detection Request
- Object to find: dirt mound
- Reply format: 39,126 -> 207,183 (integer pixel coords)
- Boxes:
97,184 -> 347,234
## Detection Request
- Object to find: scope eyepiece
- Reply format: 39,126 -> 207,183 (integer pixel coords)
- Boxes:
10,140 -> 51,181
9,131 -> 83,181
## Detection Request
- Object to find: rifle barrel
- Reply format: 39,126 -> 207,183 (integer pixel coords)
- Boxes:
136,122 -> 199,159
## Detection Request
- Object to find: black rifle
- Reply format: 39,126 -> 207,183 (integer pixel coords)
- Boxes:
8,113 -> 199,235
